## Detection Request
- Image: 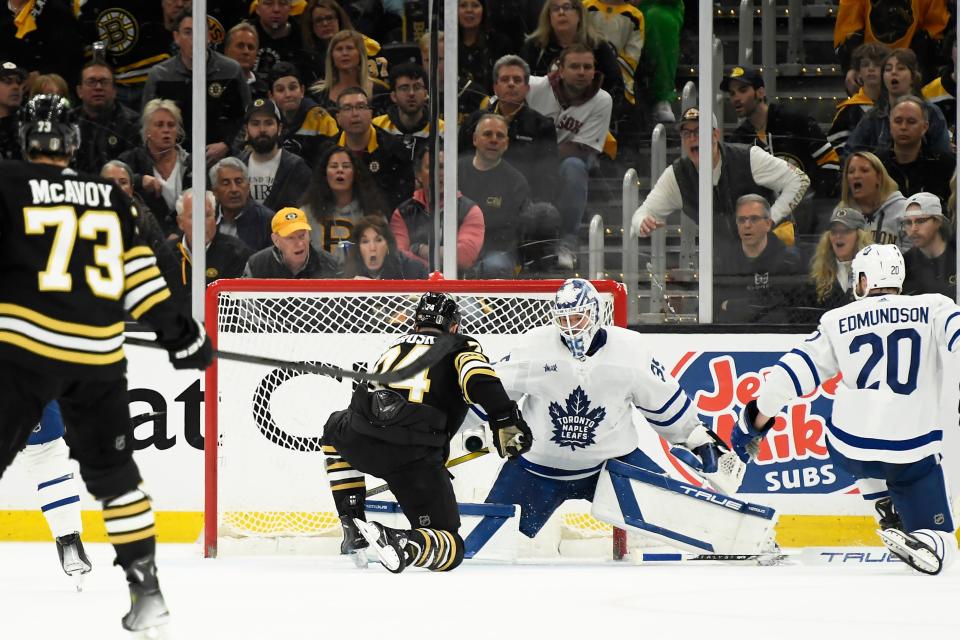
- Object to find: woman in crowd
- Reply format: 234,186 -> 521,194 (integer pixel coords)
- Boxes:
27,73 -> 68,98
300,145 -> 388,253
458,0 -> 511,94
342,215 -> 428,279
297,0 -> 383,86
518,0 -> 623,108
838,151 -> 908,247
118,99 -> 192,237
808,207 -> 875,312
307,29 -> 389,113
845,48 -> 951,155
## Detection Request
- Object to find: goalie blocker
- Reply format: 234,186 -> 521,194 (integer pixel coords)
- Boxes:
592,460 -> 778,556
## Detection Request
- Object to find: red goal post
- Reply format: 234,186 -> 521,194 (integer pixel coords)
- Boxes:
203,277 -> 628,559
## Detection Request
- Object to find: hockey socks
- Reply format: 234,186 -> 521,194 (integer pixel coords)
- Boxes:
102,489 -> 156,568
324,445 -> 366,516
354,519 -> 464,573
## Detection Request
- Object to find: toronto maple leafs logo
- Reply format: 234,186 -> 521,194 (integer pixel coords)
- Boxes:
549,386 -> 606,450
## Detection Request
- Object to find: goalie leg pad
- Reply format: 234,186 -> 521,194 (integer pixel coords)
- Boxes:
22,437 -> 83,539
591,459 -> 778,555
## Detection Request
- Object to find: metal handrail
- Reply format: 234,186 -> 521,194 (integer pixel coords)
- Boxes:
622,168 -> 640,323
648,125 -> 668,318
681,81 -> 697,118
587,214 -> 604,280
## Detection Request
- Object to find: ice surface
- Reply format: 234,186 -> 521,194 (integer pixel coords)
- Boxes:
2,542 -> 958,640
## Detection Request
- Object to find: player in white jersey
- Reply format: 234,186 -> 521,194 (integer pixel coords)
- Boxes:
483,278 -> 737,539
733,244 -> 958,575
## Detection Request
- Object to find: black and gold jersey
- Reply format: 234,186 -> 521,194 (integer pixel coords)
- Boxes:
79,1 -> 173,87
370,331 -> 513,439
0,161 -> 183,380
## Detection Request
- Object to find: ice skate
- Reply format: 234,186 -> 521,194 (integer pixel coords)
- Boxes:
121,556 -> 171,634
877,528 -> 942,575
339,514 -> 369,568
353,518 -> 409,573
874,497 -> 902,531
56,533 -> 91,591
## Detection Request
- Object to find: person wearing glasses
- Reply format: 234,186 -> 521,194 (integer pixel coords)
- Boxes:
901,192 -> 956,298
71,61 -> 141,174
372,62 -> 444,160
334,87 -> 414,210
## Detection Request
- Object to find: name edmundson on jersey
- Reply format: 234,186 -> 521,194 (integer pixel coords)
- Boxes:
838,305 -> 930,333
28,179 -> 114,207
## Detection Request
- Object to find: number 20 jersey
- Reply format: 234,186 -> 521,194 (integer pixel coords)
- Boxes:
758,293 -> 960,464
0,161 -> 174,380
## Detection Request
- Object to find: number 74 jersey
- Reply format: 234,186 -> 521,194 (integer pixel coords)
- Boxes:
757,293 -> 960,464
0,161 -> 175,380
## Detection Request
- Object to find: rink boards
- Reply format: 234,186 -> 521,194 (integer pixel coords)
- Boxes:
1,331 -> 958,545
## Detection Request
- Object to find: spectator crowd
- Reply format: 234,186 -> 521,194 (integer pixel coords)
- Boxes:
0,0 -> 956,324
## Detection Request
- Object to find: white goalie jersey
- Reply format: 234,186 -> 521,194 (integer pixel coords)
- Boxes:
494,325 -> 702,478
757,293 -> 960,464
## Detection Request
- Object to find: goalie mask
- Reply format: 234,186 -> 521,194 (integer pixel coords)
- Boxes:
553,278 -> 602,360
851,244 -> 905,299
19,94 -> 80,160
414,292 -> 461,333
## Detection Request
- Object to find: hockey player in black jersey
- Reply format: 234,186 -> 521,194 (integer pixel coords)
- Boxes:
322,291 -> 532,573
0,95 -> 213,633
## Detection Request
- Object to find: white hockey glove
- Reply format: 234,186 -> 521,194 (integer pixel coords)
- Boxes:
732,400 -> 776,463
489,403 -> 532,459
670,424 -> 746,495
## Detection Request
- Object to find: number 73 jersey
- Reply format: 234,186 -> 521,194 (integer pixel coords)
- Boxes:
757,293 -> 960,464
0,161 -> 173,380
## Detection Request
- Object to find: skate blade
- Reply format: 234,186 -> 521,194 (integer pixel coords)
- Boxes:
71,572 -> 85,592
877,529 -> 941,575
349,549 -> 369,569
353,519 -> 401,571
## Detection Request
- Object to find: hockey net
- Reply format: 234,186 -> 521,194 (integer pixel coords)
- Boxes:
204,278 -> 628,558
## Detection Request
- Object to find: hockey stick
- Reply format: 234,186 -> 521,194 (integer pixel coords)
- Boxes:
365,447 -> 491,497
124,333 -> 459,384
635,552 -> 787,564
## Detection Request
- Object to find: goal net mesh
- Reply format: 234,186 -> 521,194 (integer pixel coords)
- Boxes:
210,282 -> 620,550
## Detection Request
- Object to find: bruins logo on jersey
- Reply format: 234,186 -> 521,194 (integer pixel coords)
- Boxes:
97,8 -> 139,55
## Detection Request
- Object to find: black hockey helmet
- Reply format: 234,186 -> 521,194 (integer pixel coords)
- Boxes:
414,292 -> 461,333
19,94 -> 80,159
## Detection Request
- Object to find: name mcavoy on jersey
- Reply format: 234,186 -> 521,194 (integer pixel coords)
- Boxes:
29,179 -> 114,207
838,306 -> 930,334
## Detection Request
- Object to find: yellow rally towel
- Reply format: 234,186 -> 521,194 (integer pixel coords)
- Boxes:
14,0 -> 38,40
249,0 -> 306,16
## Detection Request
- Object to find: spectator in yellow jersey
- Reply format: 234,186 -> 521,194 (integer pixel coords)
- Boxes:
268,61 -> 338,166
584,0 -> 644,110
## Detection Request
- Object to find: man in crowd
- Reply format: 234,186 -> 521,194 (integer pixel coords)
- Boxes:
0,61 -> 25,160
72,61 -> 140,174
526,44 -> 612,269
238,98 -> 312,213
724,66 -> 839,205
632,107 -> 810,248
142,10 -> 251,166
459,55 -> 559,204
876,95 -> 956,203
458,113 -> 531,278
714,194 -> 805,323
244,207 -> 340,278
335,87 -> 413,210
209,156 -> 274,252
268,61 -> 338,166
162,189 -> 252,311
249,0 -> 302,74
372,62 -> 442,160
901,192 -> 956,298
224,21 -> 267,99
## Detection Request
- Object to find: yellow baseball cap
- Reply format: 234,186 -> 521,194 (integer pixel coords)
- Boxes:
272,207 -> 312,237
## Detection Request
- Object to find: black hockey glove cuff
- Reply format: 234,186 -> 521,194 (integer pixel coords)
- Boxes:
159,319 -> 213,370
489,403 -> 532,459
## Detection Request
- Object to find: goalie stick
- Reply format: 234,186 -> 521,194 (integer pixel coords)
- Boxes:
365,448 -> 491,497
124,332 -> 459,384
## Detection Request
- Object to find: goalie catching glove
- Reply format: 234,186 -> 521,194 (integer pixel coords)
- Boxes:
489,403 -> 532,458
158,319 -> 213,370
732,400 -> 776,463
670,424 -> 746,495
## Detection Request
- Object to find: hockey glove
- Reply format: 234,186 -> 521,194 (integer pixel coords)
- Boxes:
489,403 -> 532,459
162,320 -> 213,370
732,400 -> 776,463
670,424 -> 724,473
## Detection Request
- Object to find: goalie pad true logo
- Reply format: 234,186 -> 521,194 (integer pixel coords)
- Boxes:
548,386 -> 605,451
